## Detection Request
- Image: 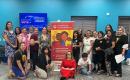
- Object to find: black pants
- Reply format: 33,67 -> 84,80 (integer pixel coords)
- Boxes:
111,54 -> 122,75
73,48 -> 80,63
30,52 -> 38,70
93,51 -> 106,71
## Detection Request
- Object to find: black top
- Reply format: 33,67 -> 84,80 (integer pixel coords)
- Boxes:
93,38 -> 107,52
105,35 -> 116,48
37,53 -> 51,72
30,34 -> 39,53
72,37 -> 82,50
12,50 -> 27,68
114,35 -> 128,55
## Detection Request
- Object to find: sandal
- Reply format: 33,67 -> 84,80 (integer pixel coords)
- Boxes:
7,72 -> 15,79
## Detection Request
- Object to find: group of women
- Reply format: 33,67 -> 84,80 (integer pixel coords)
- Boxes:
2,21 -> 128,80
2,21 -> 52,79
60,24 -> 128,79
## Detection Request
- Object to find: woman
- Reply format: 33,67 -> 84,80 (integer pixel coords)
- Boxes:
93,31 -> 106,74
105,30 -> 116,53
28,26 -> 34,40
15,27 -> 21,36
105,24 -> 115,37
83,30 -> 94,72
30,28 -> 39,70
2,21 -> 17,77
18,28 -> 30,60
105,30 -> 116,76
60,51 -> 76,79
92,31 -> 98,39
118,26 -> 127,35
72,31 -> 82,63
39,27 -> 50,49
12,42 -> 29,79
14,27 -> 21,50
105,24 -> 114,33
34,46 -> 53,79
113,27 -> 128,77
78,28 -> 83,41
18,28 -> 30,50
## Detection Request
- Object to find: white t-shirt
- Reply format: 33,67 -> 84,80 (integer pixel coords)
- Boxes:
78,58 -> 91,66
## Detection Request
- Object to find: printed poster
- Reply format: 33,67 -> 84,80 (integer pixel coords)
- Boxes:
51,21 -> 74,71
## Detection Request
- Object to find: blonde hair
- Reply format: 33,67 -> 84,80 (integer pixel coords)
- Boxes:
118,26 -> 127,35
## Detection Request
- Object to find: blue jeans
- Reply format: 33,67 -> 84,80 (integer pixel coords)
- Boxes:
12,66 -> 29,78
12,66 -> 24,77
79,66 -> 89,75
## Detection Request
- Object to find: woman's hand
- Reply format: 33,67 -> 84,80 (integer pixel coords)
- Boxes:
12,45 -> 17,48
22,70 -> 26,76
69,68 -> 75,70
46,64 -> 51,69
87,50 -> 91,54
62,67 -> 75,70
96,47 -> 101,51
30,39 -> 35,45
73,44 -> 76,47
61,67 -> 69,70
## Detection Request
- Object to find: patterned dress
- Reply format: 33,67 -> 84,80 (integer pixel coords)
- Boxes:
2,30 -> 16,57
39,34 -> 50,48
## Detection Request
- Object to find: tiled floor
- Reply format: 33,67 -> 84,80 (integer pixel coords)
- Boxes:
0,63 -> 130,80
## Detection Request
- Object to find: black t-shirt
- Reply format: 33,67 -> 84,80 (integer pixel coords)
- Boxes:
30,34 -> 39,53
93,38 -> 107,51
12,50 -> 27,68
73,37 -> 82,50
114,35 -> 128,55
105,35 -> 116,48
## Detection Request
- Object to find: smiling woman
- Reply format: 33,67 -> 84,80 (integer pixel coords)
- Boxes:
112,27 -> 128,77
2,21 -> 17,78
60,51 -> 76,79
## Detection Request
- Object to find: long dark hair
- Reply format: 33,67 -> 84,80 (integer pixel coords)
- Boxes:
41,46 -> 51,56
105,24 -> 114,33
15,27 -> 21,35
73,31 -> 79,38
98,31 -> 104,37
5,21 -> 12,31
42,27 -> 49,34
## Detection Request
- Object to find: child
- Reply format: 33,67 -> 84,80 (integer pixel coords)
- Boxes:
78,53 -> 92,75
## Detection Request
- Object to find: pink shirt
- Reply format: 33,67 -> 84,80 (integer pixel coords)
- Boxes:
18,33 -> 30,49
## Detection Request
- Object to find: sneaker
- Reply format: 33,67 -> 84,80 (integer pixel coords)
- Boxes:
87,71 -> 92,75
97,70 -> 104,75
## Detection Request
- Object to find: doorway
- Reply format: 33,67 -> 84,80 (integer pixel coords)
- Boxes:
71,16 -> 97,34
